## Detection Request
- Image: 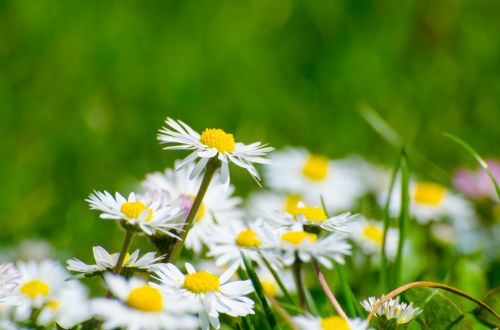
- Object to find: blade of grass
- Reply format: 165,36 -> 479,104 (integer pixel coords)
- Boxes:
259,253 -> 296,306
241,252 -> 279,330
443,132 -> 500,201
303,284 -> 320,316
380,157 -> 401,292
394,150 -> 410,288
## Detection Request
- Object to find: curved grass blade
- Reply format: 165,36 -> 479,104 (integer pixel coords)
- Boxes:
443,132 -> 500,201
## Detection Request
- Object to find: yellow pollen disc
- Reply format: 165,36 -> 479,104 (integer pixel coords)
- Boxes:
320,316 -> 350,330
413,182 -> 446,206
126,285 -> 163,312
120,201 -> 153,221
281,231 -> 317,245
293,206 -> 327,222
284,195 -> 301,214
235,229 -> 262,248
200,128 -> 236,153
362,225 -> 383,246
261,281 -> 278,298
183,271 -> 220,293
302,155 -> 329,181
20,280 -> 50,299
47,300 -> 60,309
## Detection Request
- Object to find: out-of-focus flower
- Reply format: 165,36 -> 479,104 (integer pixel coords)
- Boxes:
67,246 -> 162,278
293,314 -> 370,330
349,218 -> 399,261
153,262 -> 254,330
454,158 -> 500,202
86,191 -> 182,236
256,268 -> 295,299
157,118 -> 273,184
361,296 -> 422,325
0,264 -> 20,305
264,148 -> 365,212
142,162 -> 243,253
92,274 -> 198,330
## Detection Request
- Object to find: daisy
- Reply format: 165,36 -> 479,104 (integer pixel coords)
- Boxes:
86,191 -> 182,236
92,273 -> 198,330
264,148 -> 365,212
361,296 -> 422,325
349,218 -> 399,261
157,118 -> 274,184
0,263 -> 20,305
256,267 -> 295,299
205,219 -> 281,269
142,162 -> 243,253
263,201 -> 357,234
153,262 -> 255,330
67,246 -> 163,278
293,314 -> 370,330
247,191 -> 305,218
276,223 -> 352,269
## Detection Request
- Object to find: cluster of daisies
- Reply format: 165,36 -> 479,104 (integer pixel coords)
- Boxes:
0,117 -> 497,330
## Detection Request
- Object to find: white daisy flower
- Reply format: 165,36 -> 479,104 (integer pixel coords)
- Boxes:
86,191 -> 182,236
293,314 -> 370,330
67,246 -> 163,278
263,201 -> 356,234
247,191 -> 306,218
0,263 -> 21,305
205,219 -> 281,269
349,218 -> 399,261
276,224 -> 352,269
264,148 -> 365,212
256,267 -> 295,299
153,262 -> 255,330
157,118 -> 274,184
92,273 -> 198,330
36,282 -> 91,329
142,162 -> 243,253
361,296 -> 422,325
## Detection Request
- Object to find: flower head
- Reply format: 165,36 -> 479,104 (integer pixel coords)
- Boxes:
293,314 -> 370,330
0,264 -> 21,305
361,296 -> 422,325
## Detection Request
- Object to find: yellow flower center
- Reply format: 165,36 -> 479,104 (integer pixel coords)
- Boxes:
184,271 -> 220,293
120,201 -> 153,221
46,300 -> 60,309
235,229 -> 262,248
261,281 -> 278,298
320,316 -> 350,330
200,128 -> 236,153
362,225 -> 383,246
284,194 -> 301,214
281,231 -> 317,245
126,285 -> 163,312
293,206 -> 327,222
413,182 -> 446,206
20,280 -> 50,299
302,155 -> 329,181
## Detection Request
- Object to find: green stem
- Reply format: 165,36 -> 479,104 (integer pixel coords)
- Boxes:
292,256 -> 308,311
381,157 -> 401,292
168,158 -> 220,263
312,259 -> 348,320
394,150 -> 410,287
112,229 -> 135,275
335,264 -> 357,317
259,253 -> 296,306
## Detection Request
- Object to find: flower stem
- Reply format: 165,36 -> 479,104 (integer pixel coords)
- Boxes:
312,259 -> 348,321
394,150 -> 410,287
259,253 -> 296,306
292,255 -> 308,311
112,228 -> 135,275
168,158 -> 220,263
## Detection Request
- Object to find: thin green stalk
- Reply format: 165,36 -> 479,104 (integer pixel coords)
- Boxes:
240,316 -> 254,330
168,158 -> 220,262
394,150 -> 410,287
303,284 -> 320,316
113,228 -> 135,274
259,253 -> 296,305
292,256 -> 308,312
443,132 -> 500,201
380,157 -> 401,292
269,296 -> 298,330
312,259 -> 348,320
241,252 -> 279,330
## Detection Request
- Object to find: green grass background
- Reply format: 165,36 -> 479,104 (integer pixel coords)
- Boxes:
1,0 -> 499,257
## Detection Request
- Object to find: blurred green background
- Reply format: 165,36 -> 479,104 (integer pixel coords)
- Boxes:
1,0 -> 499,256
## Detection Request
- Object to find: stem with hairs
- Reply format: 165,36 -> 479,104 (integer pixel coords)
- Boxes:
312,259 -> 348,320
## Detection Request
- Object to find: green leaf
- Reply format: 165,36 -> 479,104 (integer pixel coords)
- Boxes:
475,287 -> 500,328
405,287 -> 473,329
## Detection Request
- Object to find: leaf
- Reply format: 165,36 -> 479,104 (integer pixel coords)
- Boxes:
405,287 -> 473,329
475,287 -> 500,328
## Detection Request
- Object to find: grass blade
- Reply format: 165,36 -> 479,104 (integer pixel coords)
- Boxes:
443,132 -> 500,201
394,150 -> 410,288
259,253 -> 296,306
